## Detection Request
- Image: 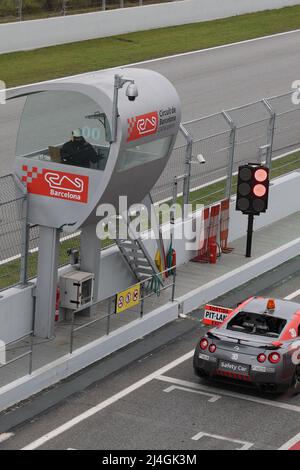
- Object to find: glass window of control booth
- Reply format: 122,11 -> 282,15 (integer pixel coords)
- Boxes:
118,136 -> 173,172
16,91 -> 111,170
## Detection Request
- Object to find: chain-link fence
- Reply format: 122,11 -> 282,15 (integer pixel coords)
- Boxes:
0,174 -> 81,291
0,174 -> 32,290
0,0 -> 176,22
151,90 -> 300,206
1,89 -> 300,291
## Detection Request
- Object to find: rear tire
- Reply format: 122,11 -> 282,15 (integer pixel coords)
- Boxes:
194,367 -> 209,378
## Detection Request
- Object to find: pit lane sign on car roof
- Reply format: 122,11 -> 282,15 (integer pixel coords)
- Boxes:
202,304 -> 233,326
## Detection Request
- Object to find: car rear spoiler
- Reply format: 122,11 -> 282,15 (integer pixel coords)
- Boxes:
206,331 -> 282,350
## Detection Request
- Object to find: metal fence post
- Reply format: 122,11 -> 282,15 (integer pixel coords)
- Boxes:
70,311 -> 75,354
19,192 -> 30,287
102,0 -> 106,10
262,98 -> 276,169
140,283 -> 144,318
171,176 -> 178,224
222,111 -> 236,199
171,268 -> 176,302
62,0 -> 68,16
106,296 -> 111,335
180,124 -> 193,218
17,0 -> 23,21
29,292 -> 36,374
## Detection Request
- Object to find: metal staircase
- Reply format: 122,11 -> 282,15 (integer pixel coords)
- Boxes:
116,223 -> 164,286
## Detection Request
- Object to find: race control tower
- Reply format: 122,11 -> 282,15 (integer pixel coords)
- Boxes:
8,67 -> 181,337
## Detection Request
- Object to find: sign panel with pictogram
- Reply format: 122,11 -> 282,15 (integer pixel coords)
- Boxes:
116,284 -> 141,314
202,304 -> 233,326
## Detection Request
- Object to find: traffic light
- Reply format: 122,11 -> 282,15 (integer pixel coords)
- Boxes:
236,164 -> 270,215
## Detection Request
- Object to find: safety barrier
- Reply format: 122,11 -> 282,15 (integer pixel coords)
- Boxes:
192,203 -> 220,264
220,199 -> 234,254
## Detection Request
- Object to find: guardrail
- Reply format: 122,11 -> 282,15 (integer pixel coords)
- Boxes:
0,331 -> 34,385
70,265 -> 176,354
0,266 -> 176,387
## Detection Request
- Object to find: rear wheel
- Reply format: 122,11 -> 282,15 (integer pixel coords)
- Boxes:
194,367 -> 209,378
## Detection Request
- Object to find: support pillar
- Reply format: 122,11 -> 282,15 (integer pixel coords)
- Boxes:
35,226 -> 60,338
80,223 -> 101,307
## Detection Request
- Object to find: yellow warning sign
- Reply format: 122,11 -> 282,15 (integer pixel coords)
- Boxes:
116,283 -> 141,314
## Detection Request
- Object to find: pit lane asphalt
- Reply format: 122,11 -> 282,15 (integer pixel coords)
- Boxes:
0,256 -> 299,450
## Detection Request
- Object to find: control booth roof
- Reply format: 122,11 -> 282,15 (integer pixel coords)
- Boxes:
8,68 -> 181,231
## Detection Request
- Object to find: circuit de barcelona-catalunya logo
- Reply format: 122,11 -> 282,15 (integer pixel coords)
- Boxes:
127,111 -> 159,142
21,165 -> 89,203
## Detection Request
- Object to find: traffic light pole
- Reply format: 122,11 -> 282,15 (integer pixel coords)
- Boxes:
246,213 -> 254,258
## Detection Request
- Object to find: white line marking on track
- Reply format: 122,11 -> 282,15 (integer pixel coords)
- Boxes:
284,289 -> 300,301
191,431 -> 253,450
156,375 -> 300,413
163,385 -> 221,403
278,432 -> 300,450
7,29 -> 300,93
0,432 -> 14,443
21,350 -> 194,450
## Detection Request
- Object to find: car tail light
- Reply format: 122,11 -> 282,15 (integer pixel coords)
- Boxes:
200,338 -> 208,350
209,344 -> 217,353
268,352 -> 281,364
257,353 -> 267,363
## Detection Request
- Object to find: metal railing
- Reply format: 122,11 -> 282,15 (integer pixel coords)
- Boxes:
0,331 -> 34,382
69,265 -> 176,354
0,0 -> 177,22
0,266 -> 176,387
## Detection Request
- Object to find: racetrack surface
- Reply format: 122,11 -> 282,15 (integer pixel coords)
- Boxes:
0,257 -> 300,450
1,30 -> 300,176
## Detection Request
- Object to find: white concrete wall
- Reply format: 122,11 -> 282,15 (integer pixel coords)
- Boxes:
0,285 -> 33,344
0,0 -> 299,54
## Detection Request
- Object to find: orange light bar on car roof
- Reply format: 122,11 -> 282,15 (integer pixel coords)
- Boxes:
266,299 -> 276,311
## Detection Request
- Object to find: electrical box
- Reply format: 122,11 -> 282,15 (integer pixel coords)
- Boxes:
59,270 -> 94,310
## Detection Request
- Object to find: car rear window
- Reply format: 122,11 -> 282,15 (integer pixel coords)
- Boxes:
226,311 -> 286,338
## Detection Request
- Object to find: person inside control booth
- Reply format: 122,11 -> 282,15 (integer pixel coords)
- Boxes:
61,129 -> 98,168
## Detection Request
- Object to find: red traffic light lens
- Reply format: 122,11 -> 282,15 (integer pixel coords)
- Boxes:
253,184 -> 266,197
254,168 -> 268,182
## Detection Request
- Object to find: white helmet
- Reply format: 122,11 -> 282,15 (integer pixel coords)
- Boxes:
72,128 -> 82,138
